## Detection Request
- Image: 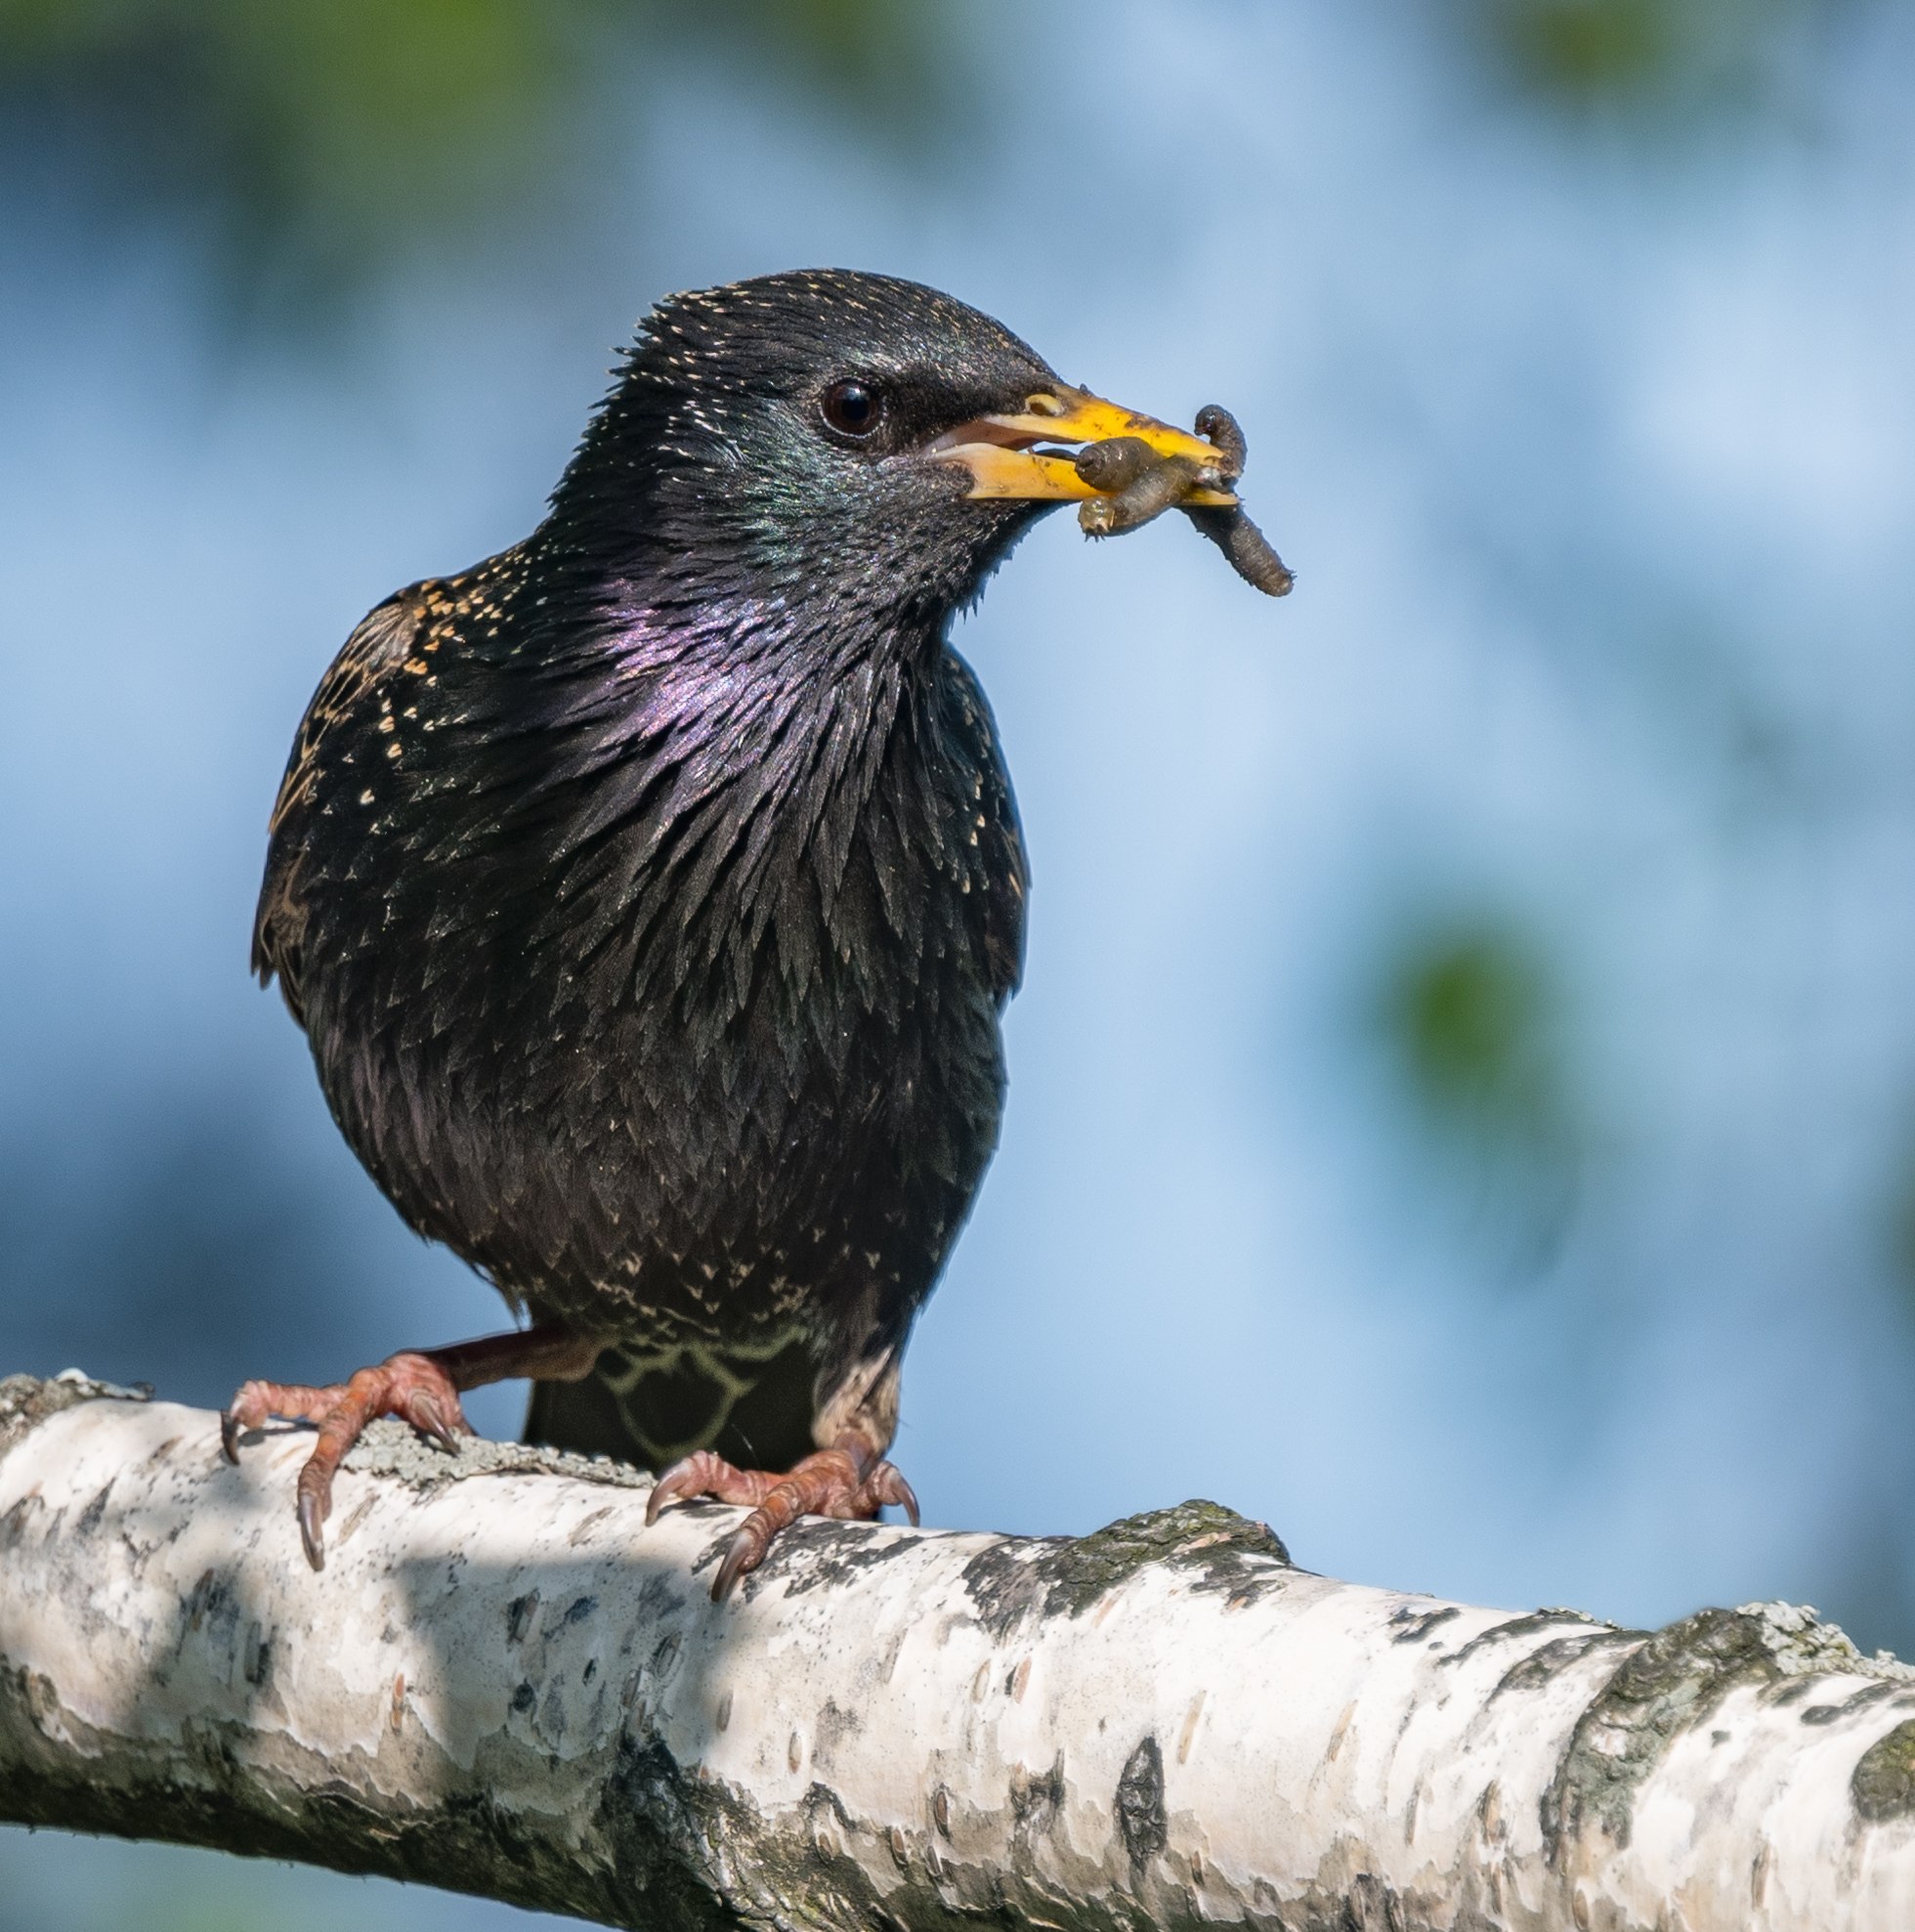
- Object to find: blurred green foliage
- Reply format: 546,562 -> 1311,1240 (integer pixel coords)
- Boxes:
1364,913 -> 1589,1275
0,0 -> 961,316
1477,0 -> 1678,95
1375,916 -> 1579,1165
1466,0 -> 1856,110
1,0 -> 1873,322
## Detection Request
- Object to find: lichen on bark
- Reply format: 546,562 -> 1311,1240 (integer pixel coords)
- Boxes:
959,1499 -> 1292,1636
0,1372 -> 148,1461
1544,1599 -> 1915,1861
1853,1719 -> 1915,1825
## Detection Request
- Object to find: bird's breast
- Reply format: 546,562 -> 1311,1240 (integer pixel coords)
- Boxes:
299,639 -> 1022,1350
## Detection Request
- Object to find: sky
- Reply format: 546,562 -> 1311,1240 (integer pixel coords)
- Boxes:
5,3 -> 1915,1924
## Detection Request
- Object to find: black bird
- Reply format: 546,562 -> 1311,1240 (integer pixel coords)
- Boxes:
225,270 -> 1244,1597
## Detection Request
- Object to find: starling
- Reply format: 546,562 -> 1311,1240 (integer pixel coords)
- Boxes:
226,269 -> 1260,1598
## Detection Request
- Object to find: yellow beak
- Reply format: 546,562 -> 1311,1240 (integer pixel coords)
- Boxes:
930,384 -> 1240,506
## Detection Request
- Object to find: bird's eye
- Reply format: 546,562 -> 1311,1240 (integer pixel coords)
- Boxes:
821,380 -> 882,439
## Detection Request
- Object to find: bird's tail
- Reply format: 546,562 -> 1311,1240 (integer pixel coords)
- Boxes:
522,1368 -> 657,1465
522,1337 -> 820,1474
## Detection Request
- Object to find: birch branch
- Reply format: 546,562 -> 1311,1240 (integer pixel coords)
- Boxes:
4,1374 -> 1915,1931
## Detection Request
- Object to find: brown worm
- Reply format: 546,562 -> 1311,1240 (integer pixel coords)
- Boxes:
1071,407 -> 1293,596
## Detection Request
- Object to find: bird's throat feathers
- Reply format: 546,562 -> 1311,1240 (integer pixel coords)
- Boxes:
479,581 -> 1006,1038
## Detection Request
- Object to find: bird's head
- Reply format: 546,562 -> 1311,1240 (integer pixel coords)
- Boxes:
549,268 -> 1232,634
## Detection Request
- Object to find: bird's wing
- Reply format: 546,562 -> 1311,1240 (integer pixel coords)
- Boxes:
942,647 -> 1029,1007
251,586 -> 430,1023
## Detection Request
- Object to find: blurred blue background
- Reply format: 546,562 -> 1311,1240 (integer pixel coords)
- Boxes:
6,0 -> 1915,1922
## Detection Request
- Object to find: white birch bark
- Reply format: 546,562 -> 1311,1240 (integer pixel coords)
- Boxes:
4,1372 -> 1915,1931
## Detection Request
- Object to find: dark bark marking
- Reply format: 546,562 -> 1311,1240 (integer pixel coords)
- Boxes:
1441,1608 -> 1603,1670
506,1590 -> 540,1643
1389,1605 -> 1462,1645
760,1519 -> 915,1599
1114,1736 -> 1167,1871
1853,1719 -> 1915,1824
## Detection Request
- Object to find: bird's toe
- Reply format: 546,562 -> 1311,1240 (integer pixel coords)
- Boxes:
219,1352 -> 473,1569
647,1449 -> 778,1524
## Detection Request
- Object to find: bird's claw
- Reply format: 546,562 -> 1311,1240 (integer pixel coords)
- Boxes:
865,1461 -> 920,1525
646,1444 -> 920,1601
219,1352 -> 473,1569
712,1525 -> 765,1605
297,1474 -> 329,1571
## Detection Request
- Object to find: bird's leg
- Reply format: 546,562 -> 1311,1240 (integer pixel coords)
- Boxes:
222,1322 -> 603,1570
647,1351 -> 916,1602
